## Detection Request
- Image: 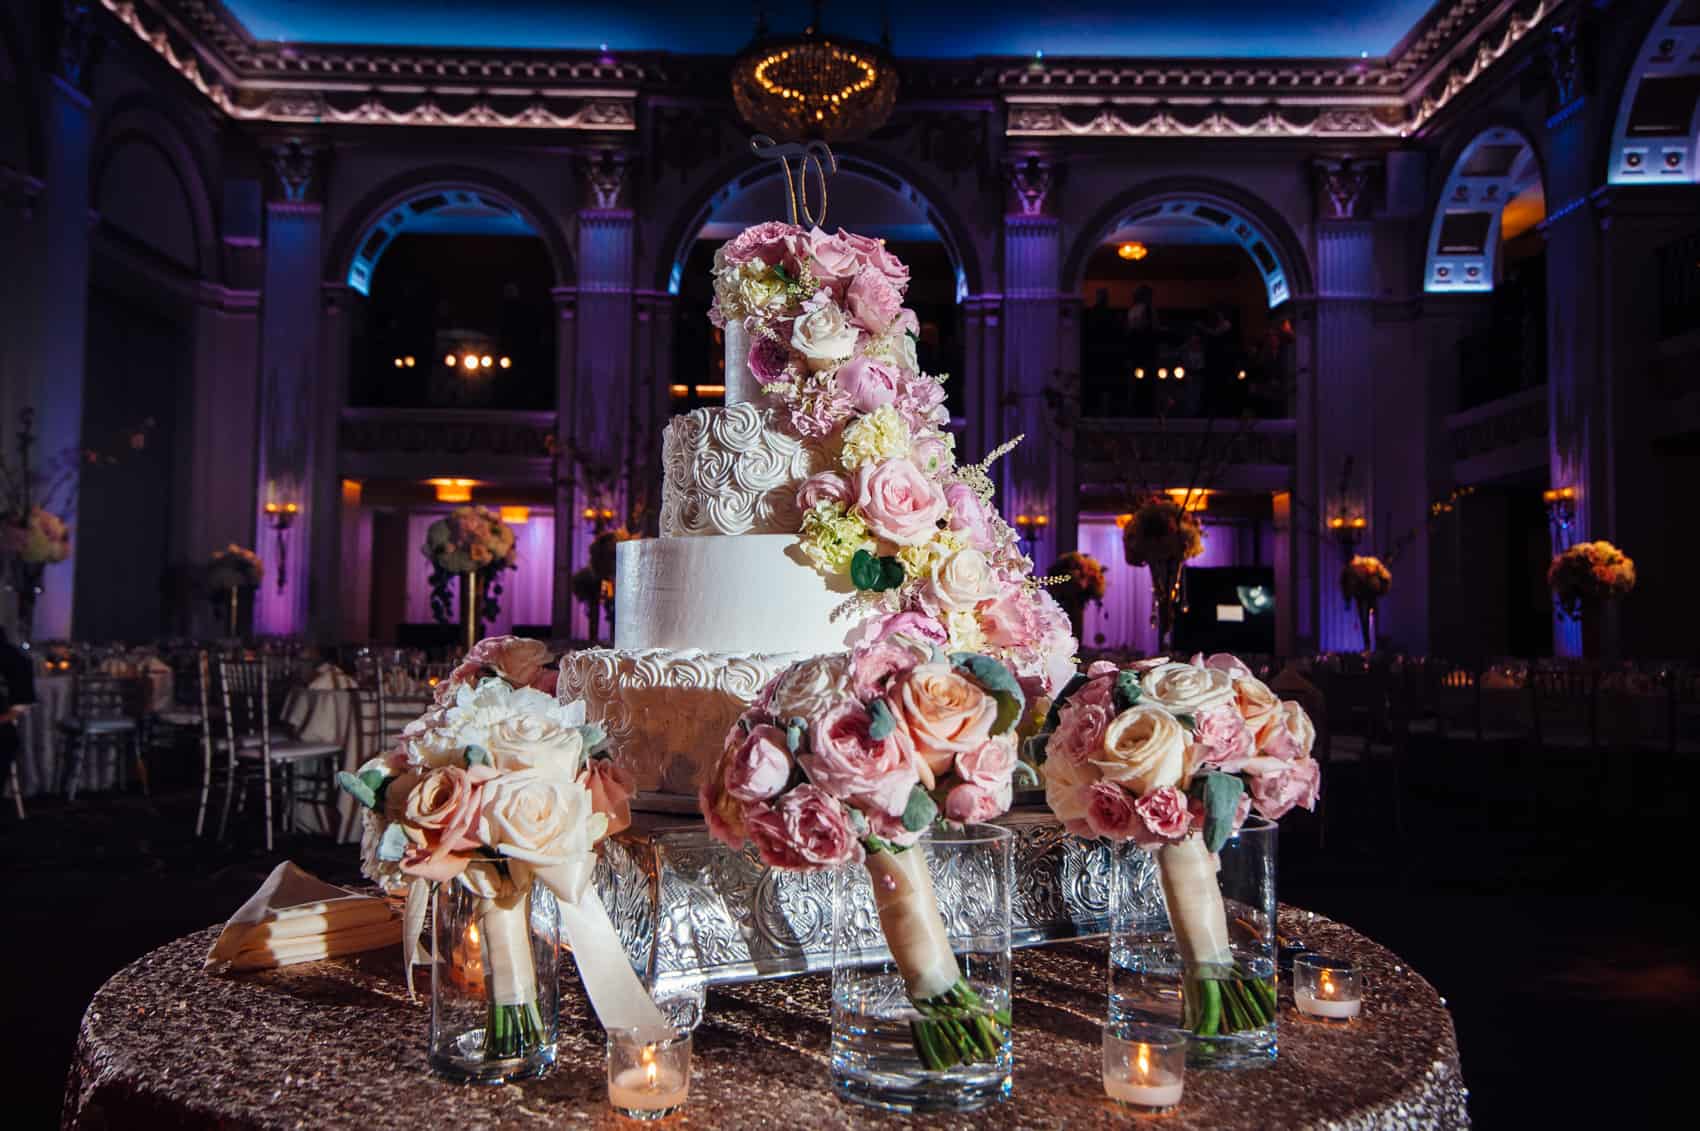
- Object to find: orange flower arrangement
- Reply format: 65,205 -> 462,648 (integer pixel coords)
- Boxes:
1547,540 -> 1635,617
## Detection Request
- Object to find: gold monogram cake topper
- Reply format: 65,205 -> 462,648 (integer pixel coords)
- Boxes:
751,134 -> 837,228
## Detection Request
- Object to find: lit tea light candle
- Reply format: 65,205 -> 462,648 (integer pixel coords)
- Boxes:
1102,1023 -> 1185,1114
1294,954 -> 1362,1020
449,919 -> 484,992
607,1028 -> 691,1120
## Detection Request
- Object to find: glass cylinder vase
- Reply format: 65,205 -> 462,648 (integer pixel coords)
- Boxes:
1108,819 -> 1278,1069
830,824 -> 1013,1114
429,867 -> 560,1083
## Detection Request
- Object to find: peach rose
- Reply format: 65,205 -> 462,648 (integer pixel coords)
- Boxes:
582,758 -> 635,837
889,663 -> 999,787
1094,706 -> 1189,796
400,764 -> 498,881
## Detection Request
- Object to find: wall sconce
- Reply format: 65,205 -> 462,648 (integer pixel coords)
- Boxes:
1012,511 -> 1049,552
1165,488 -> 1209,512
499,505 -> 530,525
263,499 -> 300,592
427,478 -> 479,503
582,505 -> 617,532
1327,514 -> 1367,554
1542,485 -> 1576,534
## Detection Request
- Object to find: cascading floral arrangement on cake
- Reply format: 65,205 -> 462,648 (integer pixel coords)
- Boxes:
561,222 -> 1076,798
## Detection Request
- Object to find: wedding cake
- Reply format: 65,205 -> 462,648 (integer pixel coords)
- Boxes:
562,222 -> 1076,797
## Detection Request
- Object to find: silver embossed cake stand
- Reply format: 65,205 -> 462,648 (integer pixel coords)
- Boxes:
594,796 -> 1113,1001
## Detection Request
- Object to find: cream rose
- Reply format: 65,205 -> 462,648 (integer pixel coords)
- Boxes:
1140,662 -> 1236,716
485,713 -> 587,780
889,663 -> 998,785
791,296 -> 858,370
764,654 -> 854,722
921,548 -> 1002,612
1232,676 -> 1283,744
477,768 -> 604,867
735,266 -> 788,315
1094,706 -> 1189,795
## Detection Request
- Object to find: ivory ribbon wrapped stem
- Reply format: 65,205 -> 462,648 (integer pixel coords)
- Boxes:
1154,835 -> 1233,968
866,846 -> 960,1001
477,894 -> 538,1007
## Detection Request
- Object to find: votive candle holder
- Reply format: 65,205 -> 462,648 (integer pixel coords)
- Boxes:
1294,954 -> 1362,1021
1102,1023 -> 1186,1114
606,1028 -> 691,1120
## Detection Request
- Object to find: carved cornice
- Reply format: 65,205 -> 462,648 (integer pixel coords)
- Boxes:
102,0 -> 1555,139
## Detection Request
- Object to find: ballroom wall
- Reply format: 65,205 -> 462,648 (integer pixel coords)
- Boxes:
1,0 -> 1695,658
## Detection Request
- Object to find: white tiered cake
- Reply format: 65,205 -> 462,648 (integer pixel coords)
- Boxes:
559,324 -> 857,795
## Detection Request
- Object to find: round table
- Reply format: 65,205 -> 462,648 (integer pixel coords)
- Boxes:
65,910 -> 1468,1129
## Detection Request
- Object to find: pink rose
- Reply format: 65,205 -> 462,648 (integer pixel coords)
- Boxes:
955,736 -> 1019,791
465,635 -> 551,687
943,482 -> 995,549
1133,786 -> 1191,844
582,758 -> 635,836
833,355 -> 902,413
744,785 -> 863,871
850,641 -> 925,699
701,774 -> 748,849
944,781 -> 1009,824
1070,672 -> 1118,711
845,268 -> 904,333
1247,755 -> 1320,820
863,806 -> 924,849
786,384 -> 856,438
978,584 -> 1038,650
797,470 -> 854,512
1258,700 -> 1317,762
722,221 -> 803,267
889,663 -> 999,787
855,458 -> 947,546
802,701 -> 917,816
895,376 -> 949,435
910,431 -> 954,476
1194,652 -> 1255,679
1050,700 -> 1111,767
805,227 -> 864,285
528,667 -> 559,697
1084,780 -> 1142,840
854,610 -> 949,649
725,724 -> 794,803
1087,661 -> 1120,678
838,230 -> 911,289
1193,704 -> 1255,773
747,331 -> 795,386
399,764 -> 499,882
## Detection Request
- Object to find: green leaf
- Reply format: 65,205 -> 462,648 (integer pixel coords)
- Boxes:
464,744 -> 491,767
772,262 -> 795,284
1189,772 -> 1246,854
376,822 -> 410,862
1013,760 -> 1040,788
948,653 -> 1026,737
1043,673 -> 1089,733
901,786 -> 938,832
1172,713 -> 1196,732
577,724 -> 607,752
1112,671 -> 1143,713
336,771 -> 376,810
878,556 -> 906,591
786,720 -> 806,754
850,549 -> 882,591
864,834 -> 892,856
846,808 -> 870,836
868,698 -> 897,741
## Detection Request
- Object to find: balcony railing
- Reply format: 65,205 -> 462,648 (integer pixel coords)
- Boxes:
338,407 -> 557,480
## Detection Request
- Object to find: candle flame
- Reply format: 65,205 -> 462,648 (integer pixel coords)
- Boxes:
467,922 -> 480,946
1320,970 -> 1334,998
642,1045 -> 658,1088
1136,1043 -> 1150,1078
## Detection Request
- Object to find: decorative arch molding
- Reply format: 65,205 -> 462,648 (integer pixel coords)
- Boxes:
1605,0 -> 1700,185
90,99 -> 220,280
327,166 -> 575,295
1423,126 -> 1542,294
654,150 -> 985,301
1063,177 -> 1313,309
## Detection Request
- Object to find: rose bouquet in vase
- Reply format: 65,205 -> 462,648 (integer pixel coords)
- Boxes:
1339,555 -> 1391,653
702,637 -> 1025,1109
1035,654 -> 1319,1067
340,635 -> 661,1082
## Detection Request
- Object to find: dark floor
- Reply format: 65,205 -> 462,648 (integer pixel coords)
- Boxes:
4,737 -> 1695,1128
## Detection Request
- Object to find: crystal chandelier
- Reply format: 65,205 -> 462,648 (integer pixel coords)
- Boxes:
731,4 -> 898,142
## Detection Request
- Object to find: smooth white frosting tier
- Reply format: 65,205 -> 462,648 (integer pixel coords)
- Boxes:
614,533 -> 858,654
560,647 -> 800,794
723,320 -> 757,407
659,403 -> 825,537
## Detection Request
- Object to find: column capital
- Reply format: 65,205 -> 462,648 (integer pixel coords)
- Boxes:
1003,154 -> 1060,218
1311,158 -> 1378,222
267,138 -> 326,205
577,147 -> 633,210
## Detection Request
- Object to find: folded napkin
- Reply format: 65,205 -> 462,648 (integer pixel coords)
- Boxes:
205,861 -> 401,974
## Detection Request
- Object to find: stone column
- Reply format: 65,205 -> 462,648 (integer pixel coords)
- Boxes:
10,7 -> 98,639
550,285 -> 579,640
960,294 -> 1003,464
310,283 -> 361,640
253,139 -> 325,638
1306,160 -> 1380,652
998,155 -> 1070,570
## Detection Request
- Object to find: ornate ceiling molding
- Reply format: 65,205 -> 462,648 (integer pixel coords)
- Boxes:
100,0 -> 1556,139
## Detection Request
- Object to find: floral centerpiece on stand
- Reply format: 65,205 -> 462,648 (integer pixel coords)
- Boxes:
422,506 -> 517,650
1122,498 -> 1204,650
701,637 -> 1025,1071
1049,550 -> 1107,643
1035,653 -> 1319,1054
0,504 -> 71,638
710,222 -> 1077,703
206,544 -> 263,636
1548,540 -> 1635,617
341,635 -> 656,1078
1339,554 -> 1391,653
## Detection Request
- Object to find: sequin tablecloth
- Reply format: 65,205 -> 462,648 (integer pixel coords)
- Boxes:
64,909 -> 1468,1130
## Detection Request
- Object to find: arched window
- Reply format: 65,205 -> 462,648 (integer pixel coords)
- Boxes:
1423,129 -> 1544,294
1606,0 -> 1700,185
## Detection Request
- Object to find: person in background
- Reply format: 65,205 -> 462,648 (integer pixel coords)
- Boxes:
0,626 -> 35,804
